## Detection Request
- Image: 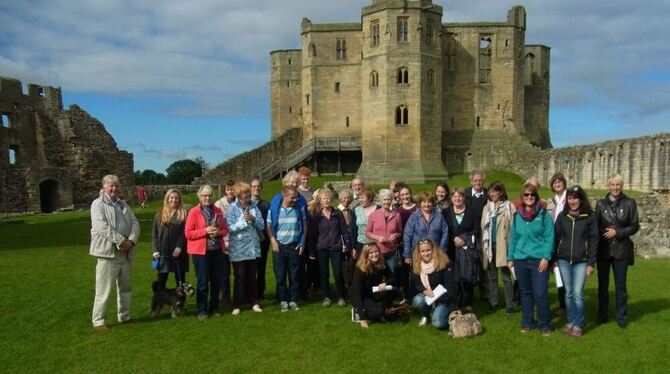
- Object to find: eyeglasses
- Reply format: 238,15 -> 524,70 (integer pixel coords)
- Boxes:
200,194 -> 212,198
523,193 -> 536,198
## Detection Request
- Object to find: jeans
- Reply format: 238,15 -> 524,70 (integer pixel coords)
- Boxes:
383,253 -> 396,275
514,259 -> 551,330
273,242 -> 301,303
597,256 -> 629,325
192,250 -> 224,315
558,260 -> 587,328
232,259 -> 259,308
412,294 -> 450,329
317,248 -> 344,300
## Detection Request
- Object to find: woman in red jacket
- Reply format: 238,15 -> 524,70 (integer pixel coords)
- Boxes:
185,185 -> 229,320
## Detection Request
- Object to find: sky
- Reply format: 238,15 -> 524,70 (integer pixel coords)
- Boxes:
1,0 -> 669,173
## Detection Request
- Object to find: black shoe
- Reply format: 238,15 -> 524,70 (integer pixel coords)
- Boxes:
618,322 -> 627,329
506,307 -> 514,315
488,304 -> 498,313
596,316 -> 608,325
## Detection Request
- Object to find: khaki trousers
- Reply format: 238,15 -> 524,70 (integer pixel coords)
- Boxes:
92,252 -> 132,326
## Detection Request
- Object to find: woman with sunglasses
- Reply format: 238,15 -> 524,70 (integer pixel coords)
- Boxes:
554,185 -> 598,336
508,183 -> 555,336
411,239 -> 458,329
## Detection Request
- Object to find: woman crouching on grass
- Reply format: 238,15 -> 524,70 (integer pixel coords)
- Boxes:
411,239 -> 458,329
351,243 -> 397,328
555,186 -> 598,336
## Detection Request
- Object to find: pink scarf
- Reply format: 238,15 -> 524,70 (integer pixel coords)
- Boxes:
420,260 -> 435,291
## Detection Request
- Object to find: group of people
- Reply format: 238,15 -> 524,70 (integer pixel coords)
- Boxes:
89,169 -> 639,337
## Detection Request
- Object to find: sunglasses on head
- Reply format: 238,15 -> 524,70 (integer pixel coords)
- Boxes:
418,238 -> 432,245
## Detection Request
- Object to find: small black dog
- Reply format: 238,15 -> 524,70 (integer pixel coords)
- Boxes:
150,281 -> 188,319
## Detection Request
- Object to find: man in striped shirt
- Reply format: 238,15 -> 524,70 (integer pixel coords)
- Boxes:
267,186 -> 307,312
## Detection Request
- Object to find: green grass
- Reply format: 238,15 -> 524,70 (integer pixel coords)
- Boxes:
1,170 -> 664,373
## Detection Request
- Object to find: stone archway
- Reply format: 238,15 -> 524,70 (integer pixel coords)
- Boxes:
39,179 -> 59,213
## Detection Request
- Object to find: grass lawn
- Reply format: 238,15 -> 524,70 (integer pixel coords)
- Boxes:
0,171 -> 666,373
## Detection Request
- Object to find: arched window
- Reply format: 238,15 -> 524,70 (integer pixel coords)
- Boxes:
427,69 -> 435,86
395,105 -> 408,125
336,38 -> 347,60
397,67 -> 409,84
370,70 -> 379,87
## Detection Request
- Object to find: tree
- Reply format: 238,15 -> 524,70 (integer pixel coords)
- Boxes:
134,169 -> 167,185
165,158 -> 204,184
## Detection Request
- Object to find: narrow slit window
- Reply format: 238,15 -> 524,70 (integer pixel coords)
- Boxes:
335,82 -> 340,92
9,147 -> 17,165
1,113 -> 9,128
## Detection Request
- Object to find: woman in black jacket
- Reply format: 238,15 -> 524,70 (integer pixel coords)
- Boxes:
443,187 -> 480,310
351,243 -> 396,328
411,239 -> 458,329
152,189 -> 189,290
595,174 -> 639,329
554,186 -> 598,336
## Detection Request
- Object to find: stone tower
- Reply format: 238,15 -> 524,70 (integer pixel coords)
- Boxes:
270,49 -> 302,139
356,0 -> 448,183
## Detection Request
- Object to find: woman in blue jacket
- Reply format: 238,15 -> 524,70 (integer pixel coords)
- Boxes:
554,185 -> 598,337
508,183 -> 555,336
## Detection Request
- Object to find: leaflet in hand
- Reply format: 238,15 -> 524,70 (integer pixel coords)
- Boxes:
425,284 -> 447,305
372,285 -> 393,293
554,266 -> 564,288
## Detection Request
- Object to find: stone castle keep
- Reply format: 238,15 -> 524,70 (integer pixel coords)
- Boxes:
0,77 -> 133,213
271,0 -> 549,183
200,0 -> 668,193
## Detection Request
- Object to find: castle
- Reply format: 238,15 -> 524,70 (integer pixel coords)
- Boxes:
270,0 -> 550,183
0,77 -> 134,213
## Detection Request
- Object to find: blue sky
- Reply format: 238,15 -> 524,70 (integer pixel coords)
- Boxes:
1,0 -> 669,173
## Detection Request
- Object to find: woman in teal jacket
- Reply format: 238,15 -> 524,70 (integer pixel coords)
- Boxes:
508,183 -> 555,336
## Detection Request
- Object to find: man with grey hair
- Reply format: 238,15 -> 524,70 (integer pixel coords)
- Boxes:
349,177 -> 364,209
90,175 -> 140,331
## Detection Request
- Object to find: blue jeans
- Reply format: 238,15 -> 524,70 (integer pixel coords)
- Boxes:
412,294 -> 450,329
192,250 -> 224,315
514,259 -> 551,330
558,260 -> 587,328
273,243 -> 301,303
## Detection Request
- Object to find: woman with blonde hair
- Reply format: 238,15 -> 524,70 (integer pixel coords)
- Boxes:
411,239 -> 458,329
152,188 -> 189,291
351,243 -> 396,328
307,188 -> 352,306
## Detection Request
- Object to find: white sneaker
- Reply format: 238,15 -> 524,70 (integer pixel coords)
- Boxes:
323,298 -> 332,307
351,308 -> 360,323
252,304 -> 263,313
337,298 -> 346,307
418,317 -> 429,327
280,302 -> 289,312
232,308 -> 240,316
288,301 -> 300,311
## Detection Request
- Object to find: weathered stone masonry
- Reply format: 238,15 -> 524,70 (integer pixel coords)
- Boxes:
0,77 -> 133,213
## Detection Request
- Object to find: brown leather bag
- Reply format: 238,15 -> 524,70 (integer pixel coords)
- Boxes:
448,310 -> 482,338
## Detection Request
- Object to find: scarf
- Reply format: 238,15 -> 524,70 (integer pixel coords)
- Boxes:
420,260 -> 436,291
200,204 -> 218,248
551,191 -> 566,222
518,204 -> 540,222
482,200 -> 510,263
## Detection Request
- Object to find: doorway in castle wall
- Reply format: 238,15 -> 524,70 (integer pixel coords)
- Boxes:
39,179 -> 59,213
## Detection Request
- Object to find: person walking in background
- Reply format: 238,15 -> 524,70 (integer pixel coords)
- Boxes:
508,183 -> 554,336
547,172 -> 568,316
366,189 -> 403,275
351,243 -> 396,329
90,175 -> 140,331
267,186 -> 307,312
137,185 -> 148,208
411,239 -> 458,329
250,178 -> 271,300
214,179 -> 236,308
480,181 -> 516,314
555,185 -> 598,336
307,188 -> 352,307
225,182 -> 265,315
185,185 -> 228,320
443,187 -> 480,311
151,188 -> 188,291
595,173 -> 639,329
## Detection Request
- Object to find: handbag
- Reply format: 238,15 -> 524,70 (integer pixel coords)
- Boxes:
448,310 -> 482,338
151,256 -> 161,270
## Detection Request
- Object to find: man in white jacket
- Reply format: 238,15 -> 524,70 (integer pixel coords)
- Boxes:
90,175 -> 140,330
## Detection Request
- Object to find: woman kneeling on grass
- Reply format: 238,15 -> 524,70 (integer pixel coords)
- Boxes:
411,239 -> 458,329
351,243 -> 397,328
554,186 -> 598,336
